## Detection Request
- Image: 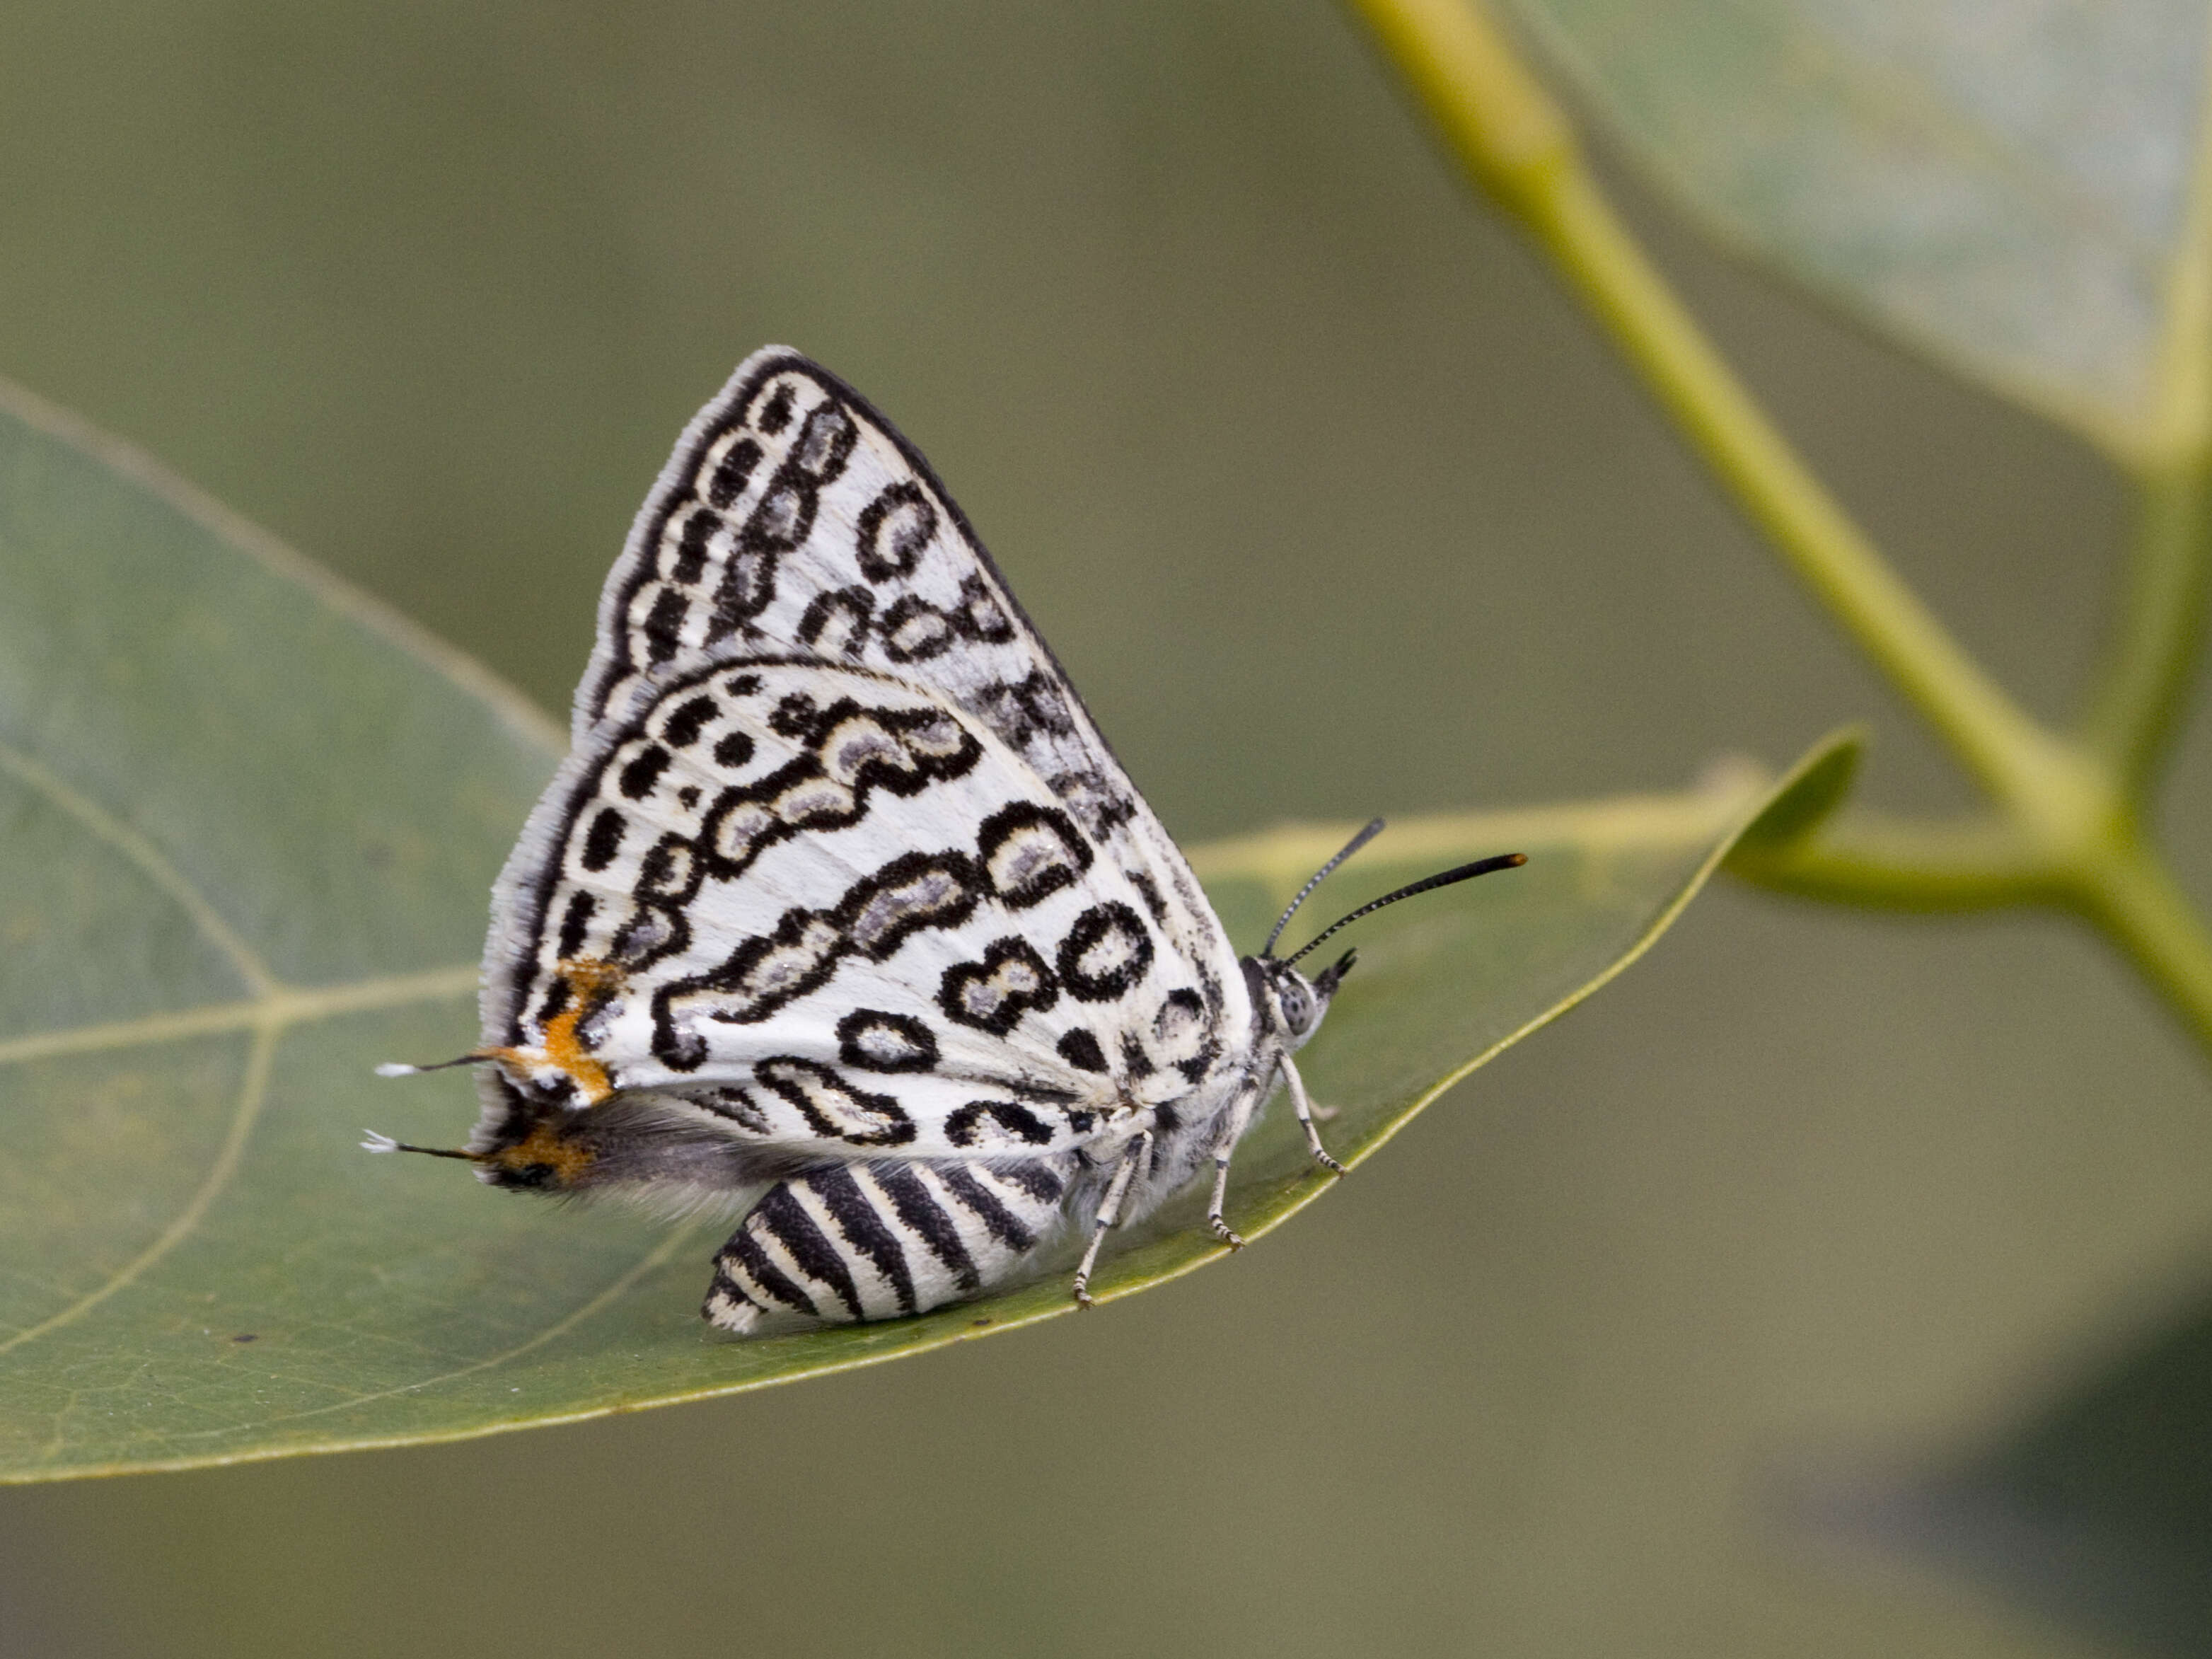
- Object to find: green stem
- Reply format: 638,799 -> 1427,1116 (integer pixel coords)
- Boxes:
1347,0 -> 2212,1056
2070,834 -> 2212,1057
2080,457 -> 2212,796
1345,0 -> 2083,829
1534,169 -> 2087,814
1731,811 -> 2054,911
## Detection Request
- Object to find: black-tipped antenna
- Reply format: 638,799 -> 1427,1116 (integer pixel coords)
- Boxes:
1282,852 -> 1527,968
1263,817 -> 1388,958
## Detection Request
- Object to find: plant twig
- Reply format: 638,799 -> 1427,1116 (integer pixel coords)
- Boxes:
1344,0 -> 2082,831
2081,457 -> 2212,797
1730,811 -> 2054,912
2067,838 -> 2212,1057
1346,0 -> 2212,1060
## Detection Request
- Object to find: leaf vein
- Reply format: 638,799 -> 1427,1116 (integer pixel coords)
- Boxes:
0,964 -> 481,1068
0,738 -> 277,995
0,1025 -> 278,1358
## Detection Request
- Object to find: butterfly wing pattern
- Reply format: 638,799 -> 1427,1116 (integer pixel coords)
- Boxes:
388,348 -> 1413,1333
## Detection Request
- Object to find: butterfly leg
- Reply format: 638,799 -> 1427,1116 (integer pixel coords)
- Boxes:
1205,1089 -> 1261,1249
1278,1053 -> 1345,1177
1071,1128 -> 1154,1309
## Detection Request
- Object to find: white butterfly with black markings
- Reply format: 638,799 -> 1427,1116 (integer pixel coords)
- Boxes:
371,347 -> 1522,1333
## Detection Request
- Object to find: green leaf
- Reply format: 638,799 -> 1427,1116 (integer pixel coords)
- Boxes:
1507,0 -> 2212,465
0,380 -> 1855,1481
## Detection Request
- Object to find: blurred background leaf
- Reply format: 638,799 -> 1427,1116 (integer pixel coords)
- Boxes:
1783,1285 -> 2212,1657
0,3 -> 2208,1657
1507,0 -> 2212,465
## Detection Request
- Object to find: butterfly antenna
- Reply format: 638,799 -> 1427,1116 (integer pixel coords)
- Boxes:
1263,817 -> 1388,958
374,1051 -> 493,1079
1282,852 -> 1527,969
361,1130 -> 484,1162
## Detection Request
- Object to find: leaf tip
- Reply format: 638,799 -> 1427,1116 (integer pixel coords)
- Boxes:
1729,728 -> 1865,860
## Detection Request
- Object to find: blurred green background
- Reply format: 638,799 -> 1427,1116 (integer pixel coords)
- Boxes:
2,3 -> 2208,1655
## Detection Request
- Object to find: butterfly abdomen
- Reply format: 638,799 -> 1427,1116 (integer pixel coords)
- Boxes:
704,1155 -> 1079,1331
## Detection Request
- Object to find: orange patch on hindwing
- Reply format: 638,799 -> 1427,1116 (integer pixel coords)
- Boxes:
541,958 -> 623,1102
485,958 -> 625,1106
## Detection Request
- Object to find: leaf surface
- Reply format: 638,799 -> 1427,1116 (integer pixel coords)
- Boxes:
0,383 -> 1853,1479
1510,0 -> 2211,463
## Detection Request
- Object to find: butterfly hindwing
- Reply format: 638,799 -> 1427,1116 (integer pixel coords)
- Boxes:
477,660 -> 1237,1169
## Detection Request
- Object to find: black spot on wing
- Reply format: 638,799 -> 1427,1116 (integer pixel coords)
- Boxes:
580,807 -> 626,872
669,509 -> 716,586
977,802 -> 1092,910
945,1101 -> 1055,1149
660,695 -> 719,749
938,937 -> 1059,1036
836,1009 -> 941,1074
856,480 -> 937,582
642,587 -> 689,666
704,436 -> 763,509
755,382 -> 795,434
618,746 -> 671,801
555,891 -> 595,959
1055,1028 -> 1108,1073
1057,903 -> 1154,1002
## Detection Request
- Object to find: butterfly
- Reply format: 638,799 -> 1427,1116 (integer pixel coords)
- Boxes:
370,347 -> 1522,1334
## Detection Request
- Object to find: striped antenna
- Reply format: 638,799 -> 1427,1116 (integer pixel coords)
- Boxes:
1282,852 -> 1527,968
1263,817 -> 1387,957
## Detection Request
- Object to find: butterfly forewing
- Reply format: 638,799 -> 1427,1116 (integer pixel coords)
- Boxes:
485,349 -> 1230,1043
586,353 -> 1212,923
484,657 -> 1232,1167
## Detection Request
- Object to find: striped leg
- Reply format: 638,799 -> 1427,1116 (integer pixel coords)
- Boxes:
1206,1089 -> 1261,1249
1070,1130 -> 1152,1309
1278,1053 -> 1345,1176
703,1155 -> 1074,1334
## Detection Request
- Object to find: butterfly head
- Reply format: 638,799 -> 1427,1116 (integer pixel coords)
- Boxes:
1247,949 -> 1356,1048
1253,817 -> 1527,1046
